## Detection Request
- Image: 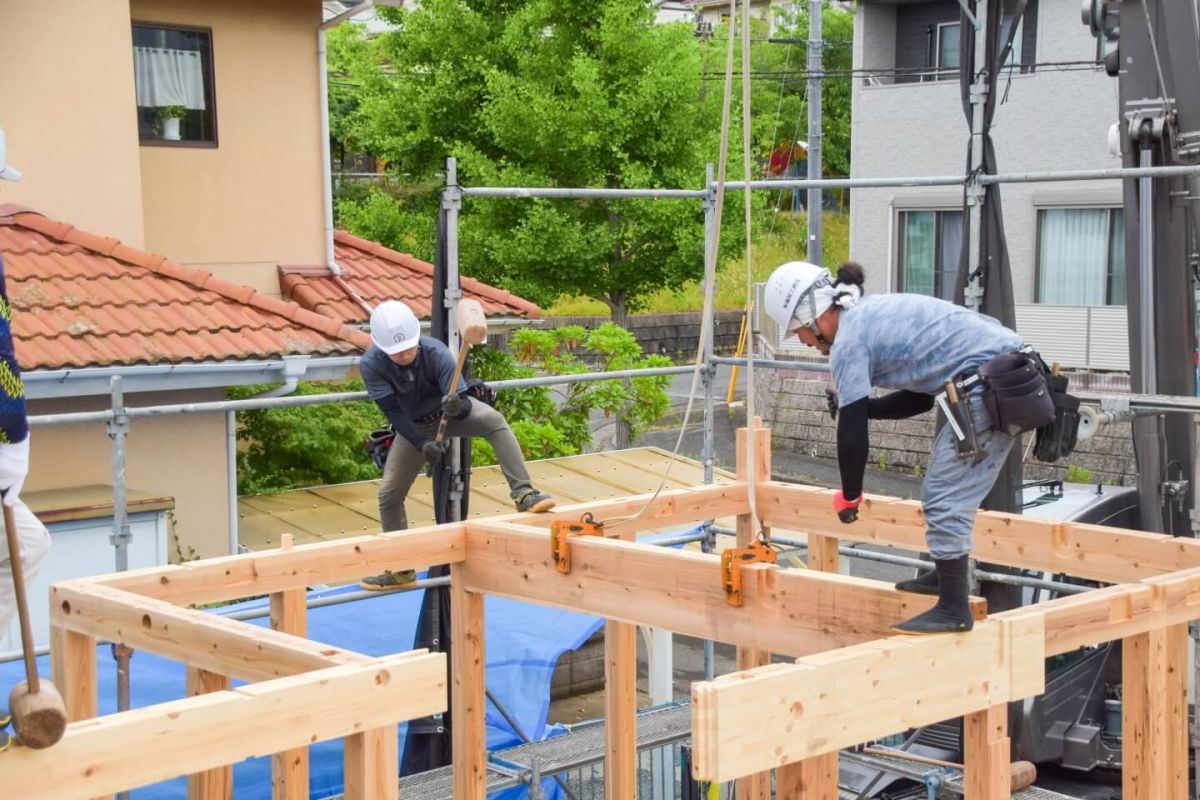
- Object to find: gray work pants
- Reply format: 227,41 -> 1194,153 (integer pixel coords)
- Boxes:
0,500 -> 50,638
922,391 -> 1015,559
378,401 -> 533,533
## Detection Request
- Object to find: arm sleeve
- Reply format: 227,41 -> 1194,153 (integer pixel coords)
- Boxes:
0,257 -> 27,444
837,397 -> 869,501
868,390 -> 934,420
374,395 -> 425,449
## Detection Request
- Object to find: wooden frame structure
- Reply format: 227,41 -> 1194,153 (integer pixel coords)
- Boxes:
4,421 -> 1200,798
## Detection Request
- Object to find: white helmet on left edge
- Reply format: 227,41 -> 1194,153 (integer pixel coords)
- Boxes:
763,261 -> 831,337
369,300 -> 420,354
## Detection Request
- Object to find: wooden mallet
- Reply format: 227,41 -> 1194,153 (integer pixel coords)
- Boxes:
5,501 -> 67,749
434,298 -> 488,443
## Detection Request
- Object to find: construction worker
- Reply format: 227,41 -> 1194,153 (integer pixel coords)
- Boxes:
764,260 -> 1046,635
358,300 -> 556,590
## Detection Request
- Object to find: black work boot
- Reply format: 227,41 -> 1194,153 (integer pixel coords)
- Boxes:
895,566 -> 939,595
891,555 -> 974,635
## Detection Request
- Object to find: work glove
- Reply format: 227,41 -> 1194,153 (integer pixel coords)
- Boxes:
0,436 -> 30,508
833,490 -> 861,524
420,439 -> 450,464
442,393 -> 466,419
824,388 -> 839,421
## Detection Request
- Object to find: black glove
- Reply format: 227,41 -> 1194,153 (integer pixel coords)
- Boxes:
442,393 -> 466,419
825,388 -> 839,421
421,439 -> 450,463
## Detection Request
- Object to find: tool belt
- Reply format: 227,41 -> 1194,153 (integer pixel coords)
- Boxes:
365,427 -> 396,471
1032,364 -> 1080,463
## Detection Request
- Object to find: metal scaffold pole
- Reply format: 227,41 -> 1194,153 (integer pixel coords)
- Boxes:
806,0 -> 822,265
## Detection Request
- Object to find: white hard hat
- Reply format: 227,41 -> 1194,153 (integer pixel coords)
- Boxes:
369,300 -> 421,355
763,261 -> 831,335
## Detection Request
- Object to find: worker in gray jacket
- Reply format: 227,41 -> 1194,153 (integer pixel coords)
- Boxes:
359,300 -> 555,590
763,261 -> 1052,634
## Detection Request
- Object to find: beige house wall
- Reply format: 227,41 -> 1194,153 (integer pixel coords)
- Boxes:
133,0 -> 328,298
0,1 -> 146,247
27,390 -> 231,560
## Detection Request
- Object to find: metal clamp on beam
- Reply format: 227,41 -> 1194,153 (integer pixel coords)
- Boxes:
550,513 -> 605,574
720,538 -> 776,607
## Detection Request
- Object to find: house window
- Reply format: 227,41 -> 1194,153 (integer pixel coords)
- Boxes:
897,210 -> 963,300
1037,208 -> 1125,305
930,17 -> 1021,81
132,24 -> 216,145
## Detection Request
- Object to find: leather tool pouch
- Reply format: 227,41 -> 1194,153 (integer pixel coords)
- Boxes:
466,378 -> 496,408
1032,369 -> 1081,463
365,428 -> 397,471
979,351 -> 1056,436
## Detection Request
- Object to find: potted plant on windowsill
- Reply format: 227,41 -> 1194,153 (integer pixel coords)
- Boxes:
155,105 -> 188,141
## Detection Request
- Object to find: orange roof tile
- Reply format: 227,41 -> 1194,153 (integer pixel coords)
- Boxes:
0,205 -> 371,371
278,230 -> 541,325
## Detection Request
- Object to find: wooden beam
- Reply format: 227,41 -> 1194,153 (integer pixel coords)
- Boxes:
186,667 -> 233,800
270,534 -> 310,800
50,625 -> 97,723
757,481 -> 1200,583
964,705 -> 1010,800
604,620 -> 638,800
996,565 -> 1200,656
51,582 -> 370,683
775,753 -> 838,799
1122,623 -> 1188,799
463,522 -> 980,657
344,728 -> 399,800
488,482 -> 749,532
1,653 -> 446,800
96,523 -> 468,606
689,617 -> 1045,783
451,563 -> 487,800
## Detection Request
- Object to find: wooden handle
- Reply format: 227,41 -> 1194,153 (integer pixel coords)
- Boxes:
944,381 -> 959,404
434,340 -> 472,444
4,501 -> 39,694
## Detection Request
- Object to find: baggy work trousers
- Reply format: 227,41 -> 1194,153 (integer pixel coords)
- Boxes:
378,401 -> 533,533
0,500 -> 51,636
922,392 -> 1015,559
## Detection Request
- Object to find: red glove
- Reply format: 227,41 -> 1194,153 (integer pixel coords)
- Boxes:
833,490 -> 861,524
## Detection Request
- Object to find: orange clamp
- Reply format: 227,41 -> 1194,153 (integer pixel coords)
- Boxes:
550,513 -> 605,574
721,538 -> 777,607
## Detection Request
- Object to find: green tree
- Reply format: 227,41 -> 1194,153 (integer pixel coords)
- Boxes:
341,0 -> 720,325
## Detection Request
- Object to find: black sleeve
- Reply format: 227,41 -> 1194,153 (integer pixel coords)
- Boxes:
837,397 -> 869,501
374,395 -> 425,449
867,390 -> 934,420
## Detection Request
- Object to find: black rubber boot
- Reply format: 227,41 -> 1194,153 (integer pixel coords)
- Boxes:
891,555 -> 974,635
895,566 -> 939,595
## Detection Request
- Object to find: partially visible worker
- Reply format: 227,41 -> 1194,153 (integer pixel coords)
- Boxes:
763,261 -> 1052,634
0,132 -> 51,749
358,300 -> 555,590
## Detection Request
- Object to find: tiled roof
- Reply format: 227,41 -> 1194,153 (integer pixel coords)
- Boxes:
278,230 -> 541,326
0,205 -> 371,371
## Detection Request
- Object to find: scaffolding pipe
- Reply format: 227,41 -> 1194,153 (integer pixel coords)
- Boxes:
461,187 -> 706,200
711,355 -> 830,373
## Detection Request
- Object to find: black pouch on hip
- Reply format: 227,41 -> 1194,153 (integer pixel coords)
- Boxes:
979,351 -> 1056,436
466,378 -> 496,408
365,428 -> 397,471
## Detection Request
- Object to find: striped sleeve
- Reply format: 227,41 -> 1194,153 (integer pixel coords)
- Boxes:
0,256 -> 28,444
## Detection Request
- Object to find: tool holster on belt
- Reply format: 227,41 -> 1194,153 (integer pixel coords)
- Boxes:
936,378 -> 982,461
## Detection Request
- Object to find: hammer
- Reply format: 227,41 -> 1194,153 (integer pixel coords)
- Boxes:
6,502 -> 67,748
434,298 -> 489,443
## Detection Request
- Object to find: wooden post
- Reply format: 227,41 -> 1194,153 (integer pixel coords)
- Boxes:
605,619 -> 638,800
49,625 -> 97,722
186,667 -> 233,800
1123,623 -> 1188,799
735,419 -> 772,800
451,562 -> 487,800
270,534 -> 310,800
964,704 -> 1010,800
344,729 -> 399,800
778,474 -> 840,798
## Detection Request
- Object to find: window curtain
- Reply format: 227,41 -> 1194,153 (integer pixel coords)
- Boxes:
133,47 -> 206,110
937,211 -> 964,301
903,211 -> 936,295
1038,208 -> 1109,304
